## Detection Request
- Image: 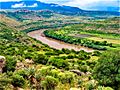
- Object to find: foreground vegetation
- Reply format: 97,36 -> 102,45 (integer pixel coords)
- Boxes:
0,12 -> 120,90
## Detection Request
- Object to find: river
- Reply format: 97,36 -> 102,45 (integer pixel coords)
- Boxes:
27,30 -> 94,52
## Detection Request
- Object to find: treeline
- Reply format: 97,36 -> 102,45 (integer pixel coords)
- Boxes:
44,30 -> 114,50
23,23 -> 79,33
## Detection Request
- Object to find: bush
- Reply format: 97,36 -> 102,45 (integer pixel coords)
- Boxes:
97,86 -> 114,90
3,56 -> 17,72
48,57 -> 69,69
79,65 -> 89,72
92,51 -> 101,56
42,76 -> 58,90
33,54 -> 48,64
86,80 -> 96,90
11,74 -> 25,88
93,50 -> 120,89
58,72 -> 74,84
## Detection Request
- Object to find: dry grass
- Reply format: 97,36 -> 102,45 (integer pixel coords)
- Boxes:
0,14 -> 21,27
89,37 -> 120,44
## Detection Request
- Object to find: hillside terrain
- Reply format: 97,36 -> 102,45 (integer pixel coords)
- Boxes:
0,15 -> 99,90
0,9 -> 120,90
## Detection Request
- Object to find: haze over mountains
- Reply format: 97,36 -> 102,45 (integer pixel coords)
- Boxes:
0,0 -> 119,12
0,1 -> 120,16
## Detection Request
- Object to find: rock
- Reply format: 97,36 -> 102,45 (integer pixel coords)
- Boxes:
0,56 -> 6,73
16,61 -> 25,70
70,70 -> 85,76
86,72 -> 91,75
25,59 -> 34,64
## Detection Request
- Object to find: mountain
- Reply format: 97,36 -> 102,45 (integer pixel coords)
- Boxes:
0,1 -> 119,16
0,1 -> 82,15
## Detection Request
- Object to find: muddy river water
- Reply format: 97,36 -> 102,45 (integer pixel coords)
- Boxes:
28,30 -> 94,52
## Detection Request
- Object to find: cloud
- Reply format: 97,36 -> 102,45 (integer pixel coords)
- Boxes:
62,0 -> 119,10
0,0 -> 119,11
37,0 -> 119,11
11,2 -> 38,8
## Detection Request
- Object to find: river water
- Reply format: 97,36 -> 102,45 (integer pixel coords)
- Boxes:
28,30 -> 94,52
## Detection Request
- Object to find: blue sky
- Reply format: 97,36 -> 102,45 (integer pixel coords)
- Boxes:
0,0 -> 119,11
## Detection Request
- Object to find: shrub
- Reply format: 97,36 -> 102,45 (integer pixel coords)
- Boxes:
86,80 -> 96,90
58,72 -> 74,84
92,51 -> 101,56
33,54 -> 48,64
79,65 -> 89,72
11,74 -> 25,88
93,50 -> 120,89
97,86 -> 114,90
48,57 -> 69,69
42,76 -> 58,90
3,56 -> 17,72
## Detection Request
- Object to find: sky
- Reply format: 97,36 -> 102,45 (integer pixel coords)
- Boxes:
0,0 -> 119,11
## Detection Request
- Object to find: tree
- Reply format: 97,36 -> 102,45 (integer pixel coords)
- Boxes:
93,50 -> 120,90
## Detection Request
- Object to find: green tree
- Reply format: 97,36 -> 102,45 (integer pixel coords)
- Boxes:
93,50 -> 120,90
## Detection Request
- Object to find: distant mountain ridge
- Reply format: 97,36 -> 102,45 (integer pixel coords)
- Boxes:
0,1 -> 119,16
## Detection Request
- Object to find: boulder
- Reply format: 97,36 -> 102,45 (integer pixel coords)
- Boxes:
0,56 -> 6,73
70,70 -> 85,76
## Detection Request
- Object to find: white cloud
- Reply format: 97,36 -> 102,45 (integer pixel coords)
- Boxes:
11,2 -> 38,8
1,0 -> 119,11
62,0 -> 119,10
11,2 -> 24,8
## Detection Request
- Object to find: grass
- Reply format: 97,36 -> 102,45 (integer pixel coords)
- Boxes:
89,37 -> 120,44
79,31 -> 120,40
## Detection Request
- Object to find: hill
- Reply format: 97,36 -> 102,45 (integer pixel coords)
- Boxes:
0,14 -> 21,27
0,16 -> 99,90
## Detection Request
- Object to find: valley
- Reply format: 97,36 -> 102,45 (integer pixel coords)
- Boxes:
0,2 -> 120,90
